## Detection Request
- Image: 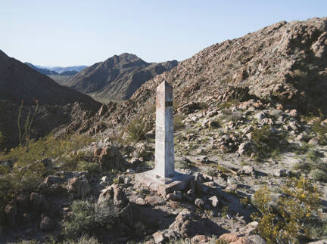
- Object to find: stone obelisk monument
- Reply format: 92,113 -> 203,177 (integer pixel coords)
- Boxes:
135,81 -> 193,196
154,81 -> 175,178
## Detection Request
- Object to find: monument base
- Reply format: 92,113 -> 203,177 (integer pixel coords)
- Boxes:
135,170 -> 194,197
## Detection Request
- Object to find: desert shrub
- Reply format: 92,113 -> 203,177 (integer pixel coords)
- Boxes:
63,235 -> 100,244
64,200 -> 96,238
251,125 -> 286,159
0,135 -> 94,226
78,161 -> 101,176
252,177 -> 321,243
217,99 -> 240,110
17,100 -> 39,146
126,118 -> 150,143
174,114 -> 185,131
63,200 -> 121,239
312,120 -> 327,145
309,169 -> 327,182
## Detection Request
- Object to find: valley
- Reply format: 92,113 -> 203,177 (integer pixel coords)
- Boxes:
1,17 -> 327,244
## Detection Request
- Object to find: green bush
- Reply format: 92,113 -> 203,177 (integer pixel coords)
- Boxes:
63,235 -> 100,244
63,200 -> 121,239
174,114 -> 185,131
312,120 -> 327,145
126,118 -> 150,142
252,125 -> 286,159
0,135 -> 94,226
252,177 -> 321,243
309,169 -> 327,182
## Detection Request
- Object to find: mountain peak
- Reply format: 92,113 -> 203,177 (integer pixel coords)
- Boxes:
68,54 -> 178,102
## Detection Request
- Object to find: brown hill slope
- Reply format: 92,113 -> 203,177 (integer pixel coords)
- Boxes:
94,17 -> 327,126
0,50 -> 100,148
68,53 -> 177,102
0,50 -> 99,107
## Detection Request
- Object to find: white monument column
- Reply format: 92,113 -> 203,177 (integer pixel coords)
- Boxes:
154,81 -> 175,178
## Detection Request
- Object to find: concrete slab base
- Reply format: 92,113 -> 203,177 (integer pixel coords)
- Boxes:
135,170 -> 194,197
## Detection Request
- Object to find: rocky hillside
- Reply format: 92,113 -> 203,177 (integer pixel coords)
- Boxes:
0,50 -> 100,147
68,53 -> 178,102
1,17 -> 327,244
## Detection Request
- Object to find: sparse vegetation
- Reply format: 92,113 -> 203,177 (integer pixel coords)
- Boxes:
251,125 -> 286,159
0,135 -> 94,226
174,114 -> 185,130
252,177 -> 321,243
17,100 -> 39,146
126,118 -> 150,143
64,199 -> 128,240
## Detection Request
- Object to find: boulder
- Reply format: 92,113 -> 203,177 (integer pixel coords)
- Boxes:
208,196 -> 219,208
153,231 -> 165,243
238,165 -> 255,175
169,209 -> 195,237
191,235 -> 210,243
238,142 -> 253,156
98,184 -> 128,206
194,198 -> 205,208
218,233 -> 239,242
67,176 -> 91,198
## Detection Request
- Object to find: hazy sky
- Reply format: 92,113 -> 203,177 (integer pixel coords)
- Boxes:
1,0 -> 326,66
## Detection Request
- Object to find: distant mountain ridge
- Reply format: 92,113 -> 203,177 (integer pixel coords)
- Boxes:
26,63 -> 87,85
35,65 -> 87,74
67,53 -> 178,102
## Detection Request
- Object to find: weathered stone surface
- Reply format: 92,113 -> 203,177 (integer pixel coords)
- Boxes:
191,235 -> 210,243
218,233 -> 239,242
67,176 -> 91,198
135,170 -> 193,197
154,81 -> 174,178
194,198 -> 205,208
208,196 -> 219,208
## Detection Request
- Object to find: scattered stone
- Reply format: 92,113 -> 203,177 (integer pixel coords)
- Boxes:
238,165 -> 254,175
67,176 -> 91,198
98,185 -> 114,204
167,191 -> 183,201
273,168 -> 289,177
194,198 -> 205,208
254,112 -> 266,121
191,235 -> 210,243
153,231 -> 165,243
218,233 -> 239,242
124,176 -> 132,185
238,142 -> 253,156
309,138 -> 319,146
136,197 -> 146,205
289,109 -> 297,117
208,196 -> 219,208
